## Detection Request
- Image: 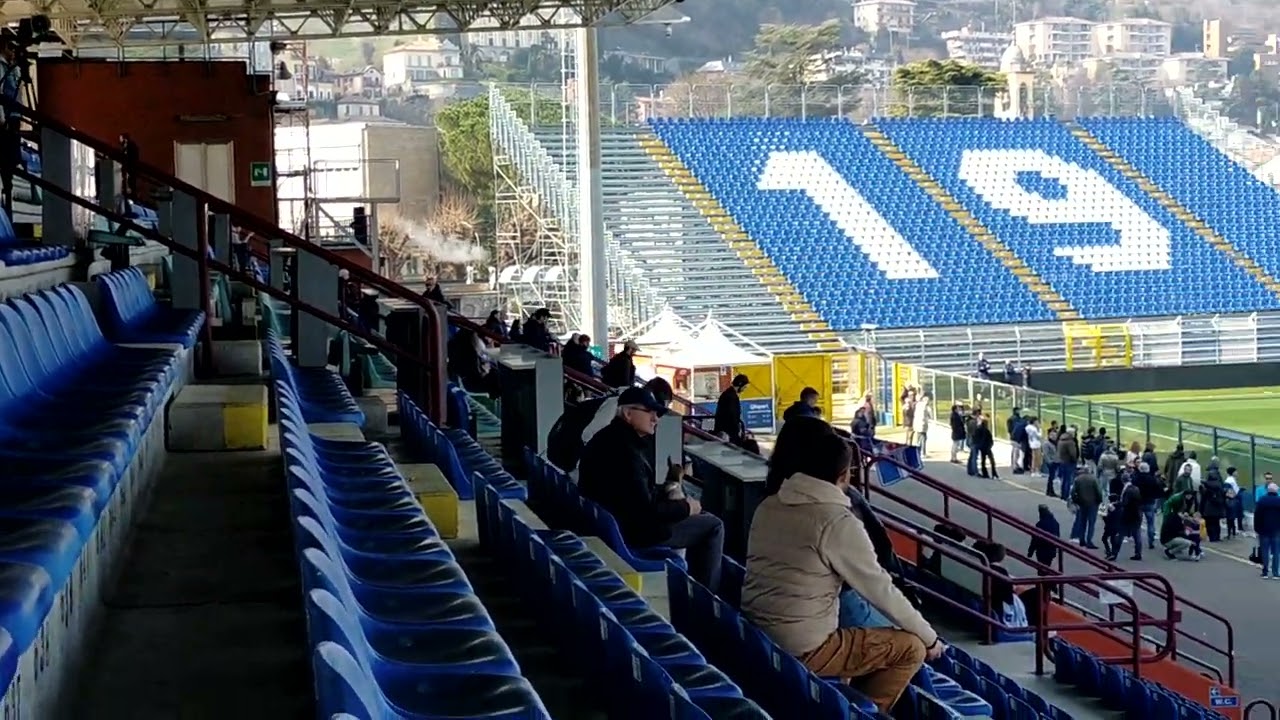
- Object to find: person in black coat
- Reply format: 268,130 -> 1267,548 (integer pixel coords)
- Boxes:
600,340 -> 639,389
781,386 -> 821,424
421,277 -> 453,310
521,308 -> 556,352
446,327 -> 497,397
561,334 -> 595,376
972,413 -> 997,479
1027,504 -> 1061,567
1199,473 -> 1227,542
483,310 -> 507,340
948,402 -> 966,463
714,374 -> 750,442
579,388 -> 724,591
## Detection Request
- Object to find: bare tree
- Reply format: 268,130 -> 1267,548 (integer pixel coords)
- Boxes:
656,72 -> 738,119
377,212 -> 432,282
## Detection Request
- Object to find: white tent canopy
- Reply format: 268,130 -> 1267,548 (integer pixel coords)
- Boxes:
623,307 -> 698,348
657,317 -> 769,367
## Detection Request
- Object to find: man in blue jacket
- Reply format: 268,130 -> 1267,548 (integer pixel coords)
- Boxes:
1255,482 -> 1280,580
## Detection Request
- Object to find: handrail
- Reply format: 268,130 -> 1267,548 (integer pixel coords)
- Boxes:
884,512 -> 1167,675
4,92 -> 451,419
860,444 -> 1237,687
15,166 -> 439,385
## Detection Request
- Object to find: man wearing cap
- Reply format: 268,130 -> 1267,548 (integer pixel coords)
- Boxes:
1255,482 -> 1280,579
579,386 -> 724,591
714,374 -> 750,445
600,340 -> 639,389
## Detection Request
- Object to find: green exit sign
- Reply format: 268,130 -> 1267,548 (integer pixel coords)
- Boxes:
250,162 -> 272,187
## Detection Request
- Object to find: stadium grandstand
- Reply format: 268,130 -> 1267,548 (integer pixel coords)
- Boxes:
0,0 -> 1277,717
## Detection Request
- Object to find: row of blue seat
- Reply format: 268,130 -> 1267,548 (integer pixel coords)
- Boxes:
271,347 -> 550,719
96,267 -> 204,349
0,281 -> 189,717
1048,639 -> 1227,720
479,481 -> 770,719
400,392 -> 524,502
525,452 -> 685,574
265,332 -> 365,426
0,209 -> 69,267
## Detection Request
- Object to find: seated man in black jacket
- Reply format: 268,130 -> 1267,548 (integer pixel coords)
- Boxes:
579,387 -> 724,591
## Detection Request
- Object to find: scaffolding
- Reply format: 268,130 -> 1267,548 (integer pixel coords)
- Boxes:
491,29 -> 579,329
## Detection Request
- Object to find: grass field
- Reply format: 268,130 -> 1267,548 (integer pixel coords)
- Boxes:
1065,386 -> 1280,503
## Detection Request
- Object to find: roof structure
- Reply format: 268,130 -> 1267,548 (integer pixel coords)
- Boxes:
14,0 -> 682,48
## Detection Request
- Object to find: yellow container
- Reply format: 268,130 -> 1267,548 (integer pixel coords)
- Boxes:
400,464 -> 459,539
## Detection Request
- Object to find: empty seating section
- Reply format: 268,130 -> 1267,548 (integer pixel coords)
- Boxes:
876,118 -> 1280,318
96,267 -> 206,349
479,484 -> 770,719
652,116 -> 1280,327
0,209 -> 68,267
270,338 -> 550,719
650,118 -> 1049,330
1049,638 -> 1222,719
400,392 -> 524,501
0,282 -> 188,717
1080,116 -> 1280,282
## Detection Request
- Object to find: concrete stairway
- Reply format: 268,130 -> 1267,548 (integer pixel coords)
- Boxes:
534,127 -> 820,353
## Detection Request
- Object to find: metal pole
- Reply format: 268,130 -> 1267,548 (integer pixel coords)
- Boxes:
575,26 -> 608,345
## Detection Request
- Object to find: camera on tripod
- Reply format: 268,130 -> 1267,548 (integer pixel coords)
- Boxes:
1,15 -> 61,104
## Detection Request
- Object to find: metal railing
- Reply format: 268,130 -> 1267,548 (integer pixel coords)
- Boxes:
861,312 -> 1280,374
859,443 -> 1235,686
904,361 -> 1280,513
505,81 -> 1181,125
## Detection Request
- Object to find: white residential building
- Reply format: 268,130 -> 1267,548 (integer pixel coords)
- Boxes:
852,0 -> 916,35
382,38 -> 464,96
942,28 -> 1014,69
1093,18 -> 1172,57
467,16 -> 557,62
1014,17 -> 1095,67
1159,53 -> 1229,85
1083,52 -> 1163,82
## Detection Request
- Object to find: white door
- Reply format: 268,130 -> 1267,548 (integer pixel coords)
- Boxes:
173,141 -> 236,202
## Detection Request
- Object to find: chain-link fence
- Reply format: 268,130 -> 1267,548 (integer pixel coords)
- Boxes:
499,82 -> 1182,127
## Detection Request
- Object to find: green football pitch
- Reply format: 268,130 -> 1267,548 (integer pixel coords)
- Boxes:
1067,386 -> 1280,488
1084,386 -> 1280,439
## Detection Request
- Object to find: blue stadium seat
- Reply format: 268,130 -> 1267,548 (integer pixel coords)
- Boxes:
876,117 -> 1280,320
266,332 -> 365,426
0,209 -> 68,267
399,392 -> 525,501
480,481 -> 760,719
95,267 -> 206,348
0,282 -> 183,716
272,351 -> 551,720
1080,116 -> 1280,285
650,116 -> 1280,327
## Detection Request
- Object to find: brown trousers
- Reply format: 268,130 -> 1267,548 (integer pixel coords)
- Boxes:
801,627 -> 927,712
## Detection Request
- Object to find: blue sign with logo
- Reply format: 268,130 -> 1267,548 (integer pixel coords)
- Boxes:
692,399 -> 775,433
1208,687 -> 1239,708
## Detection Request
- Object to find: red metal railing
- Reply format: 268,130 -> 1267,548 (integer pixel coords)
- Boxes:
881,510 -> 1172,677
862,447 -> 1235,686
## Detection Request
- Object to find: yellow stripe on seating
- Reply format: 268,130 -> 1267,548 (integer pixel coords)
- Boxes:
222,396 -> 268,450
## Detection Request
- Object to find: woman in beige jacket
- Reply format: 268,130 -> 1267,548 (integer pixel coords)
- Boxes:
742,433 -> 944,712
